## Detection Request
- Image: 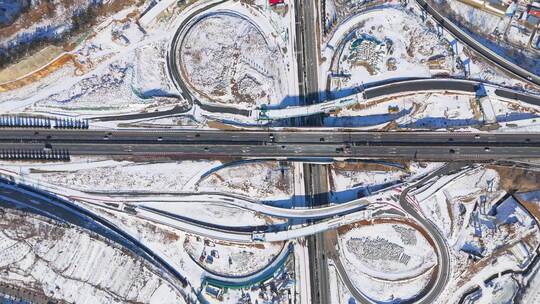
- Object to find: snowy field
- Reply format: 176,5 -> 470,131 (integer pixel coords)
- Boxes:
331,93 -> 477,129
463,273 -> 518,304
18,159 -> 222,192
338,221 -> 437,302
321,0 -> 535,103
411,165 -> 540,303
342,222 -> 437,280
0,2 -> 185,116
325,5 -> 459,90
0,0 -> 298,125
197,161 -> 295,201
331,162 -> 407,190
0,207 -> 186,304
180,12 -> 287,108
333,8 -> 461,85
81,202 -> 296,303
184,235 -> 284,276
329,161 -> 407,202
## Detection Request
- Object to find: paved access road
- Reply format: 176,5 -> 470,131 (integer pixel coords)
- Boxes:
2,129 -> 540,160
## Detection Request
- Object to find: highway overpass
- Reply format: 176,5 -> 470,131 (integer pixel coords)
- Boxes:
1,129 -> 540,160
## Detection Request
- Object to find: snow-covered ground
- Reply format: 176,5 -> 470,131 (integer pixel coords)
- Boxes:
465,273 -> 519,304
0,0 -> 298,126
204,253 -> 295,304
325,90 -> 540,130
79,201 -> 296,303
14,159 -> 222,192
183,235 -> 284,276
0,207 -> 187,304
2,159 -> 297,227
329,7 -> 457,87
139,200 -> 285,227
320,0 -> 535,110
342,222 -> 437,280
411,165 -> 540,303
329,261 -> 357,304
338,220 -> 437,302
331,162 -> 407,190
329,161 -> 407,203
331,93 -> 473,129
0,0 -> 115,52
0,2 -> 182,116
174,0 -> 298,117
180,12 -> 286,108
431,0 -> 540,79
197,161 -> 295,201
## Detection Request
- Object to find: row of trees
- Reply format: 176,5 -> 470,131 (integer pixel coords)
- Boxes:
0,149 -> 70,161
0,116 -> 89,129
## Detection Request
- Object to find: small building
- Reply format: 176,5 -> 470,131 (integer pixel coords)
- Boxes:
269,0 -> 284,5
527,7 -> 540,25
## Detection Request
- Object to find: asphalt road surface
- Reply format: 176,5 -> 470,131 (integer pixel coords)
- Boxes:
2,129 -> 540,160
4,129 -> 540,144
304,163 -> 331,304
296,2 -> 332,302
296,0 -> 323,126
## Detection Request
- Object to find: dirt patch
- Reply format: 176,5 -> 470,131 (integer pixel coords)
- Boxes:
332,161 -> 406,172
351,60 -> 377,75
506,101 -> 540,115
469,96 -> 483,120
0,53 -> 81,92
349,93 -> 416,111
206,120 -> 244,130
0,45 -> 63,83
488,165 -> 540,192
0,211 -> 65,242
516,195 -> 540,223
211,173 -> 225,183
